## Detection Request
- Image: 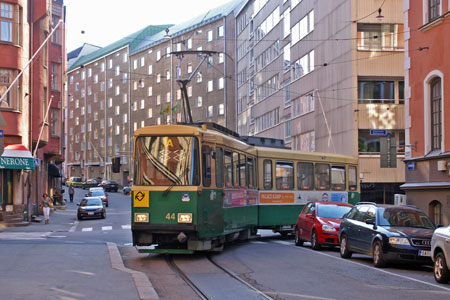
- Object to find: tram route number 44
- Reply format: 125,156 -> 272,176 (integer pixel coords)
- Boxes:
166,213 -> 176,220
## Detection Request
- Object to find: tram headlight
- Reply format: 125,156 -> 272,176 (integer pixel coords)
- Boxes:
134,213 -> 149,223
177,213 -> 192,224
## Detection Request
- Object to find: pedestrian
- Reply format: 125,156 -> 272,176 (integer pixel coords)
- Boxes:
69,185 -> 74,203
41,193 -> 52,224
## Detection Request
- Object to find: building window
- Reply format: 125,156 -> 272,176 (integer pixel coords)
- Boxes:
218,77 -> 224,90
141,99 -> 145,109
283,44 -> 290,71
115,106 -> 120,115
51,63 -> 60,91
50,109 -> 59,136
187,63 -> 192,73
429,200 -> 442,225
166,69 -> 170,80
186,38 -> 192,49
148,108 -> 152,118
217,25 -> 224,38
207,30 -> 213,42
156,73 -> 161,83
140,56 -> 145,67
207,80 -> 213,92
156,95 -> 161,105
0,3 -> 14,43
0,68 -> 19,109
218,104 -> 224,115
148,86 -> 153,96
292,50 -> 315,80
187,86 -> 192,97
196,96 -> 202,107
166,92 -> 170,103
115,66 -> 120,76
207,105 -> 213,118
431,77 -> 442,150
197,72 -> 202,83
148,65 -> 153,75
357,24 -> 404,51
133,59 -> 138,70
358,129 -> 405,153
291,10 -> 314,45
428,0 -> 441,22
358,80 -> 395,104
165,46 -> 171,58
218,53 -> 224,64
156,50 -> 161,61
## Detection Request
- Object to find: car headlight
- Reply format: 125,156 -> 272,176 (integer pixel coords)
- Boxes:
178,213 -> 193,224
389,237 -> 410,245
322,224 -> 336,232
134,213 -> 149,223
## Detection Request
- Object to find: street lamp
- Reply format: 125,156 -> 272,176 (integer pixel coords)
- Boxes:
376,8 -> 384,21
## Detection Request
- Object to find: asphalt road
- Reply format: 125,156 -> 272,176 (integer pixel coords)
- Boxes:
2,189 -> 450,300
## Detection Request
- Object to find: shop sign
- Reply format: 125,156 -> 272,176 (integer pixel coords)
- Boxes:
0,156 -> 35,170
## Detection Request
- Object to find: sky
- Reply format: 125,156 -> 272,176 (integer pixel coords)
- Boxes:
64,0 -> 236,52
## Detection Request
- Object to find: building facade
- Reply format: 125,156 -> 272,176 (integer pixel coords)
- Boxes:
402,0 -> 450,225
236,0 -> 405,203
66,0 -> 242,186
0,0 -> 65,223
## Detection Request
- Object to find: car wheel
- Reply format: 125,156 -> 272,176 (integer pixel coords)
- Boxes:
434,252 -> 450,283
311,230 -> 321,250
115,189 -> 118,192
101,212 -> 106,219
294,227 -> 303,247
106,203 -> 109,207
373,240 -> 386,268
77,214 -> 82,221
340,234 -> 352,258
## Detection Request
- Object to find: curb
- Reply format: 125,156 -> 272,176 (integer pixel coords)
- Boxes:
106,242 -> 159,300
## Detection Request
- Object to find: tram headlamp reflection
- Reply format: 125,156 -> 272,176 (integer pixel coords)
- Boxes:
178,213 -> 192,223
134,213 -> 149,223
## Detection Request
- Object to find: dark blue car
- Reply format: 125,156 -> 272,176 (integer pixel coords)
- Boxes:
339,202 -> 435,268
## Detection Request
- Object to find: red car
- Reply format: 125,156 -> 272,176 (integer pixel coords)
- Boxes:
294,201 -> 353,250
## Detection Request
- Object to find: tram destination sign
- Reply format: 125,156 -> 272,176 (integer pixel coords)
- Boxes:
370,129 -> 387,135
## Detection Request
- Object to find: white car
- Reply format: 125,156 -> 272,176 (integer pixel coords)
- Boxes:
431,226 -> 450,283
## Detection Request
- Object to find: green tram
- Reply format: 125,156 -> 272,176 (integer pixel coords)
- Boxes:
131,123 -> 360,254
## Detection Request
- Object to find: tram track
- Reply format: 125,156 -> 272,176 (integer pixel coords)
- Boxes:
165,254 -> 274,300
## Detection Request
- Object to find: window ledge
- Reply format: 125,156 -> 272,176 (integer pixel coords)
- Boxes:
419,12 -> 450,32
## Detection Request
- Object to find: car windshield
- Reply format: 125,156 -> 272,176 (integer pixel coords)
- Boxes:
134,136 -> 200,186
91,191 -> 105,197
378,208 -> 435,229
80,198 -> 102,206
73,178 -> 81,182
317,204 -> 352,219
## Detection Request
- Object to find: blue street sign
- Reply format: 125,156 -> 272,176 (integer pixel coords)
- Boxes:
34,158 -> 40,167
407,162 -> 416,170
0,129 -> 3,138
370,129 -> 387,135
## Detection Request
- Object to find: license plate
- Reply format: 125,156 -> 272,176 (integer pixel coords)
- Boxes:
88,212 -> 94,216
419,250 -> 431,257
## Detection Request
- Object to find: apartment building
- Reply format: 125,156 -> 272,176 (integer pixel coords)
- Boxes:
66,26 -> 168,184
0,0 -> 65,223
236,0 -> 405,203
129,0 -> 242,130
402,1 -> 450,225
66,0 -> 243,186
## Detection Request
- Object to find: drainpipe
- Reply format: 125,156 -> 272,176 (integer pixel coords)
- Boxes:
128,47 -> 132,184
104,57 -> 107,179
223,17 -> 227,129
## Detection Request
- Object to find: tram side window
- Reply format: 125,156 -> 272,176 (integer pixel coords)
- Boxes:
202,145 -> 212,187
276,161 -> 294,190
239,154 -> 246,188
247,157 -> 256,189
233,152 -> 239,187
224,150 -> 233,187
298,162 -> 314,190
263,159 -> 273,190
315,163 -> 330,190
331,165 -> 346,191
215,147 -> 224,187
192,138 -> 201,185
348,165 -> 357,191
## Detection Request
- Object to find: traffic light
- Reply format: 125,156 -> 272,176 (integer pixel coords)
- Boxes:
112,156 -> 121,173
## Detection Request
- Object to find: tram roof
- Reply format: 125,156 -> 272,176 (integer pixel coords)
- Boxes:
255,147 -> 358,164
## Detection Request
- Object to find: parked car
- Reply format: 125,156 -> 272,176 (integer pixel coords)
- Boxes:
77,197 -> 106,220
82,179 -> 100,189
431,225 -> 450,283
339,202 -> 435,268
66,176 -> 83,188
99,180 -> 119,192
87,187 -> 109,207
123,184 -> 132,195
294,201 -> 353,249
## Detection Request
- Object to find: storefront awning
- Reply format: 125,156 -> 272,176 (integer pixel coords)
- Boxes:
48,163 -> 61,177
0,144 -> 35,170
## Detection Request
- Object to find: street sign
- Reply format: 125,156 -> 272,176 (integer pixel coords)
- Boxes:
34,158 -> 40,167
370,129 -> 387,135
0,129 -> 4,156
407,161 -> 416,170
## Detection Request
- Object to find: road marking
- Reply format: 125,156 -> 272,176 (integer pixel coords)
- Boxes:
122,225 -> 131,230
274,240 -> 450,292
272,240 -> 292,246
102,226 -> 112,231
82,227 -> 92,232
0,232 -> 49,240
250,241 -> 268,244
69,220 -> 79,232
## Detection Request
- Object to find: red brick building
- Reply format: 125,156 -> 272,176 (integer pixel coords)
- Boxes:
0,0 -> 65,224
402,0 -> 450,225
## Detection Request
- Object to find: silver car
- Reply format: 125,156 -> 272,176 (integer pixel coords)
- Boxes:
431,226 -> 450,283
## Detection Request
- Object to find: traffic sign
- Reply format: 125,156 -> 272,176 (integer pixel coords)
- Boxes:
370,129 -> 387,135
407,162 -> 416,170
